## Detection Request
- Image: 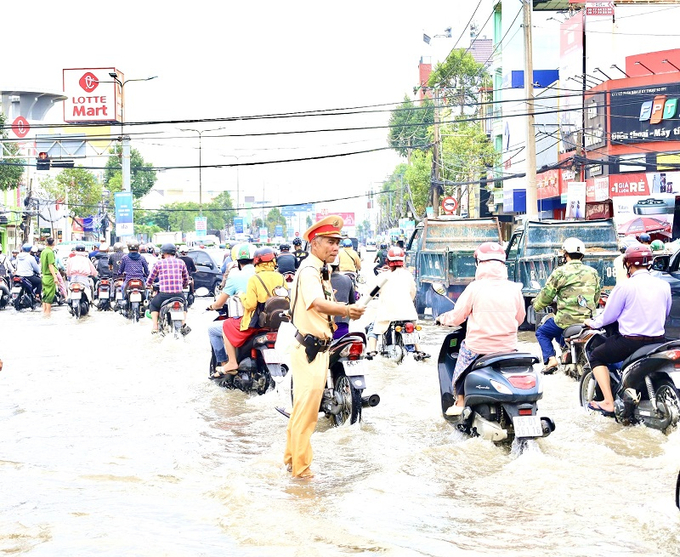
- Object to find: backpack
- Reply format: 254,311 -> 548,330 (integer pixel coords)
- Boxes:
249,275 -> 290,330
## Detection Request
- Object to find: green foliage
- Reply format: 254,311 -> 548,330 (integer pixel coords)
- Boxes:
439,120 -> 498,188
387,96 -> 434,157
0,114 -> 25,192
104,144 -> 156,198
163,201 -> 200,232
40,167 -> 102,217
428,49 -> 489,113
265,207 -> 286,237
206,191 -> 235,231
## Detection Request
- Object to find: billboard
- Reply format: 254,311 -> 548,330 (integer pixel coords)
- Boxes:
610,83 -> 680,144
63,68 -> 123,124
559,12 -> 583,154
114,192 -> 134,236
315,212 -> 355,226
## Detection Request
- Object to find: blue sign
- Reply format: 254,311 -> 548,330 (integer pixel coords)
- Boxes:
281,203 -> 314,217
83,216 -> 95,232
275,225 -> 283,237
195,216 -> 207,237
234,216 -> 244,234
114,192 -> 134,236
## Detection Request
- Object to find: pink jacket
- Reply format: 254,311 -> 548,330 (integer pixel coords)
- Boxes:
438,260 -> 525,354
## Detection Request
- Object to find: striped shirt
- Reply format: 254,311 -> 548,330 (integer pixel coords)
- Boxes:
146,256 -> 189,293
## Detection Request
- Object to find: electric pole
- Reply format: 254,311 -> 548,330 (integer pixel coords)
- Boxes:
524,0 -> 538,218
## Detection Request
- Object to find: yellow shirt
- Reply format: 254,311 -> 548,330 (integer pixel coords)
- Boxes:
240,266 -> 287,331
291,254 -> 335,340
338,248 -> 362,272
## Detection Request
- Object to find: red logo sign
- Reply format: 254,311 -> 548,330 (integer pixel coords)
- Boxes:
79,72 -> 99,93
11,116 -> 30,138
609,173 -> 650,196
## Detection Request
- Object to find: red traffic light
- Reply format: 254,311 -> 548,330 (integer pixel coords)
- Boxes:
36,152 -> 50,170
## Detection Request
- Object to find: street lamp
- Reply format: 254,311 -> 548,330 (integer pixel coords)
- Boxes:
179,127 -> 227,216
105,73 -> 157,194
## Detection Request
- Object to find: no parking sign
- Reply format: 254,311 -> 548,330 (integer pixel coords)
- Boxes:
441,196 -> 457,215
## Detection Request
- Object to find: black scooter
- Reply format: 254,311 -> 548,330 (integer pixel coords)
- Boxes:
579,329 -> 680,433
437,323 -> 555,444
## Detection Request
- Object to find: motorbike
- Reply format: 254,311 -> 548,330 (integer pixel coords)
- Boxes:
437,323 -> 555,444
279,331 -> 380,426
0,276 -> 10,309
375,320 -> 425,363
123,278 -> 146,322
157,295 -> 188,338
208,307 -> 289,395
578,328 -> 680,433
95,278 -> 113,311
68,280 -> 91,319
112,276 -> 126,312
10,276 -> 39,311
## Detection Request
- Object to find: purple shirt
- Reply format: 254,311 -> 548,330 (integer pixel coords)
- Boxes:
589,271 -> 671,337
146,256 -> 189,293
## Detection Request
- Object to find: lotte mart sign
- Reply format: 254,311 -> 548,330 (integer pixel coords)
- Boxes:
63,67 -> 123,123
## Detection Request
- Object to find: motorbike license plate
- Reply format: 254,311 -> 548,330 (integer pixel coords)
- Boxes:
71,292 -> 82,300
512,415 -> 543,438
11,287 -> 21,294
130,292 -> 142,302
170,311 -> 185,320
262,348 -> 280,364
343,359 -> 365,376
99,291 -> 109,299
401,332 -> 418,345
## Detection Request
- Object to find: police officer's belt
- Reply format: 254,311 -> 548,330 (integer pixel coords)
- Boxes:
295,331 -> 331,362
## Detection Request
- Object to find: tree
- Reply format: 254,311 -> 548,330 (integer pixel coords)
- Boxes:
387,96 -> 434,158
0,114 -> 25,191
104,145 -> 157,198
265,207 -> 286,237
206,191 -> 235,231
428,49 -> 489,114
162,201 -> 200,232
40,167 -> 102,217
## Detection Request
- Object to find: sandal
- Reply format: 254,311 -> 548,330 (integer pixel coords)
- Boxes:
365,351 -> 377,360
212,365 -> 238,378
541,364 -> 558,375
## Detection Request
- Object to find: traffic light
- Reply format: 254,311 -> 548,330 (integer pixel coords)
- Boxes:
19,212 -> 30,231
36,152 -> 50,170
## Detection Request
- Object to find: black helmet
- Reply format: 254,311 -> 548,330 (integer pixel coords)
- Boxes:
161,243 -> 176,255
292,237 -> 302,246
279,243 -> 290,251
253,246 -> 276,266
75,244 -> 86,252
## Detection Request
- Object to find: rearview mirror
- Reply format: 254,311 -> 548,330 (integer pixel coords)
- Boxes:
432,282 -> 447,296
652,255 -> 670,273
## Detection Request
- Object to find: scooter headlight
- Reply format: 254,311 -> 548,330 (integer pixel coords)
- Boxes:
490,379 -> 513,395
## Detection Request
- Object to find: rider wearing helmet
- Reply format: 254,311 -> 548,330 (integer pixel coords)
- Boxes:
217,246 -> 287,376
374,243 -> 389,271
650,239 -> 665,252
532,237 -> 601,374
146,243 -> 190,335
118,239 -> 149,294
66,243 -> 98,297
366,246 -> 430,360
207,243 -> 257,370
338,237 -> 362,273
436,242 -> 526,412
108,242 -> 126,276
15,243 -> 42,295
584,244 -> 672,415
637,232 -> 652,245
276,243 -> 296,274
292,237 -> 308,269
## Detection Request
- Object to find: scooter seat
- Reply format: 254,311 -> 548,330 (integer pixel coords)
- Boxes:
563,324 -> 585,339
620,343 -> 666,368
470,352 -> 539,371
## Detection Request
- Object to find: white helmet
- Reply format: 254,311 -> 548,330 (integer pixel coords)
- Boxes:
562,237 -> 585,256
474,242 -> 506,263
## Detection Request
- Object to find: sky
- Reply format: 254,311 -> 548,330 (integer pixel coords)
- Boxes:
4,0 -> 495,228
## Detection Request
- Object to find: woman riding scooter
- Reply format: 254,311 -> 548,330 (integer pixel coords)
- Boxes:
436,242 -> 525,414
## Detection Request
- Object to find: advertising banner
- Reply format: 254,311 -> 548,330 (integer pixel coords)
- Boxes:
194,216 -> 207,237
610,83 -> 680,144
234,216 -> 244,234
275,225 -> 283,237
315,212 -> 355,226
537,169 -> 561,200
63,68 -> 123,124
114,192 -> 134,236
259,227 -> 268,242
565,182 -> 586,219
610,171 -> 678,238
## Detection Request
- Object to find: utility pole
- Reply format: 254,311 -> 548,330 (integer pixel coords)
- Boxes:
431,88 -> 441,216
523,0 -> 538,218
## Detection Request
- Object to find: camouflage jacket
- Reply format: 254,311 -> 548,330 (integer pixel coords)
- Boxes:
532,260 -> 601,329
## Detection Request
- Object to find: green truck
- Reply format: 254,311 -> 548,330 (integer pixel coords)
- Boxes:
506,218 -> 619,325
405,216 -> 620,321
404,217 -> 502,315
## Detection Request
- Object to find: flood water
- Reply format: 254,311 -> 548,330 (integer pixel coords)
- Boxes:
1,294 -> 679,556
